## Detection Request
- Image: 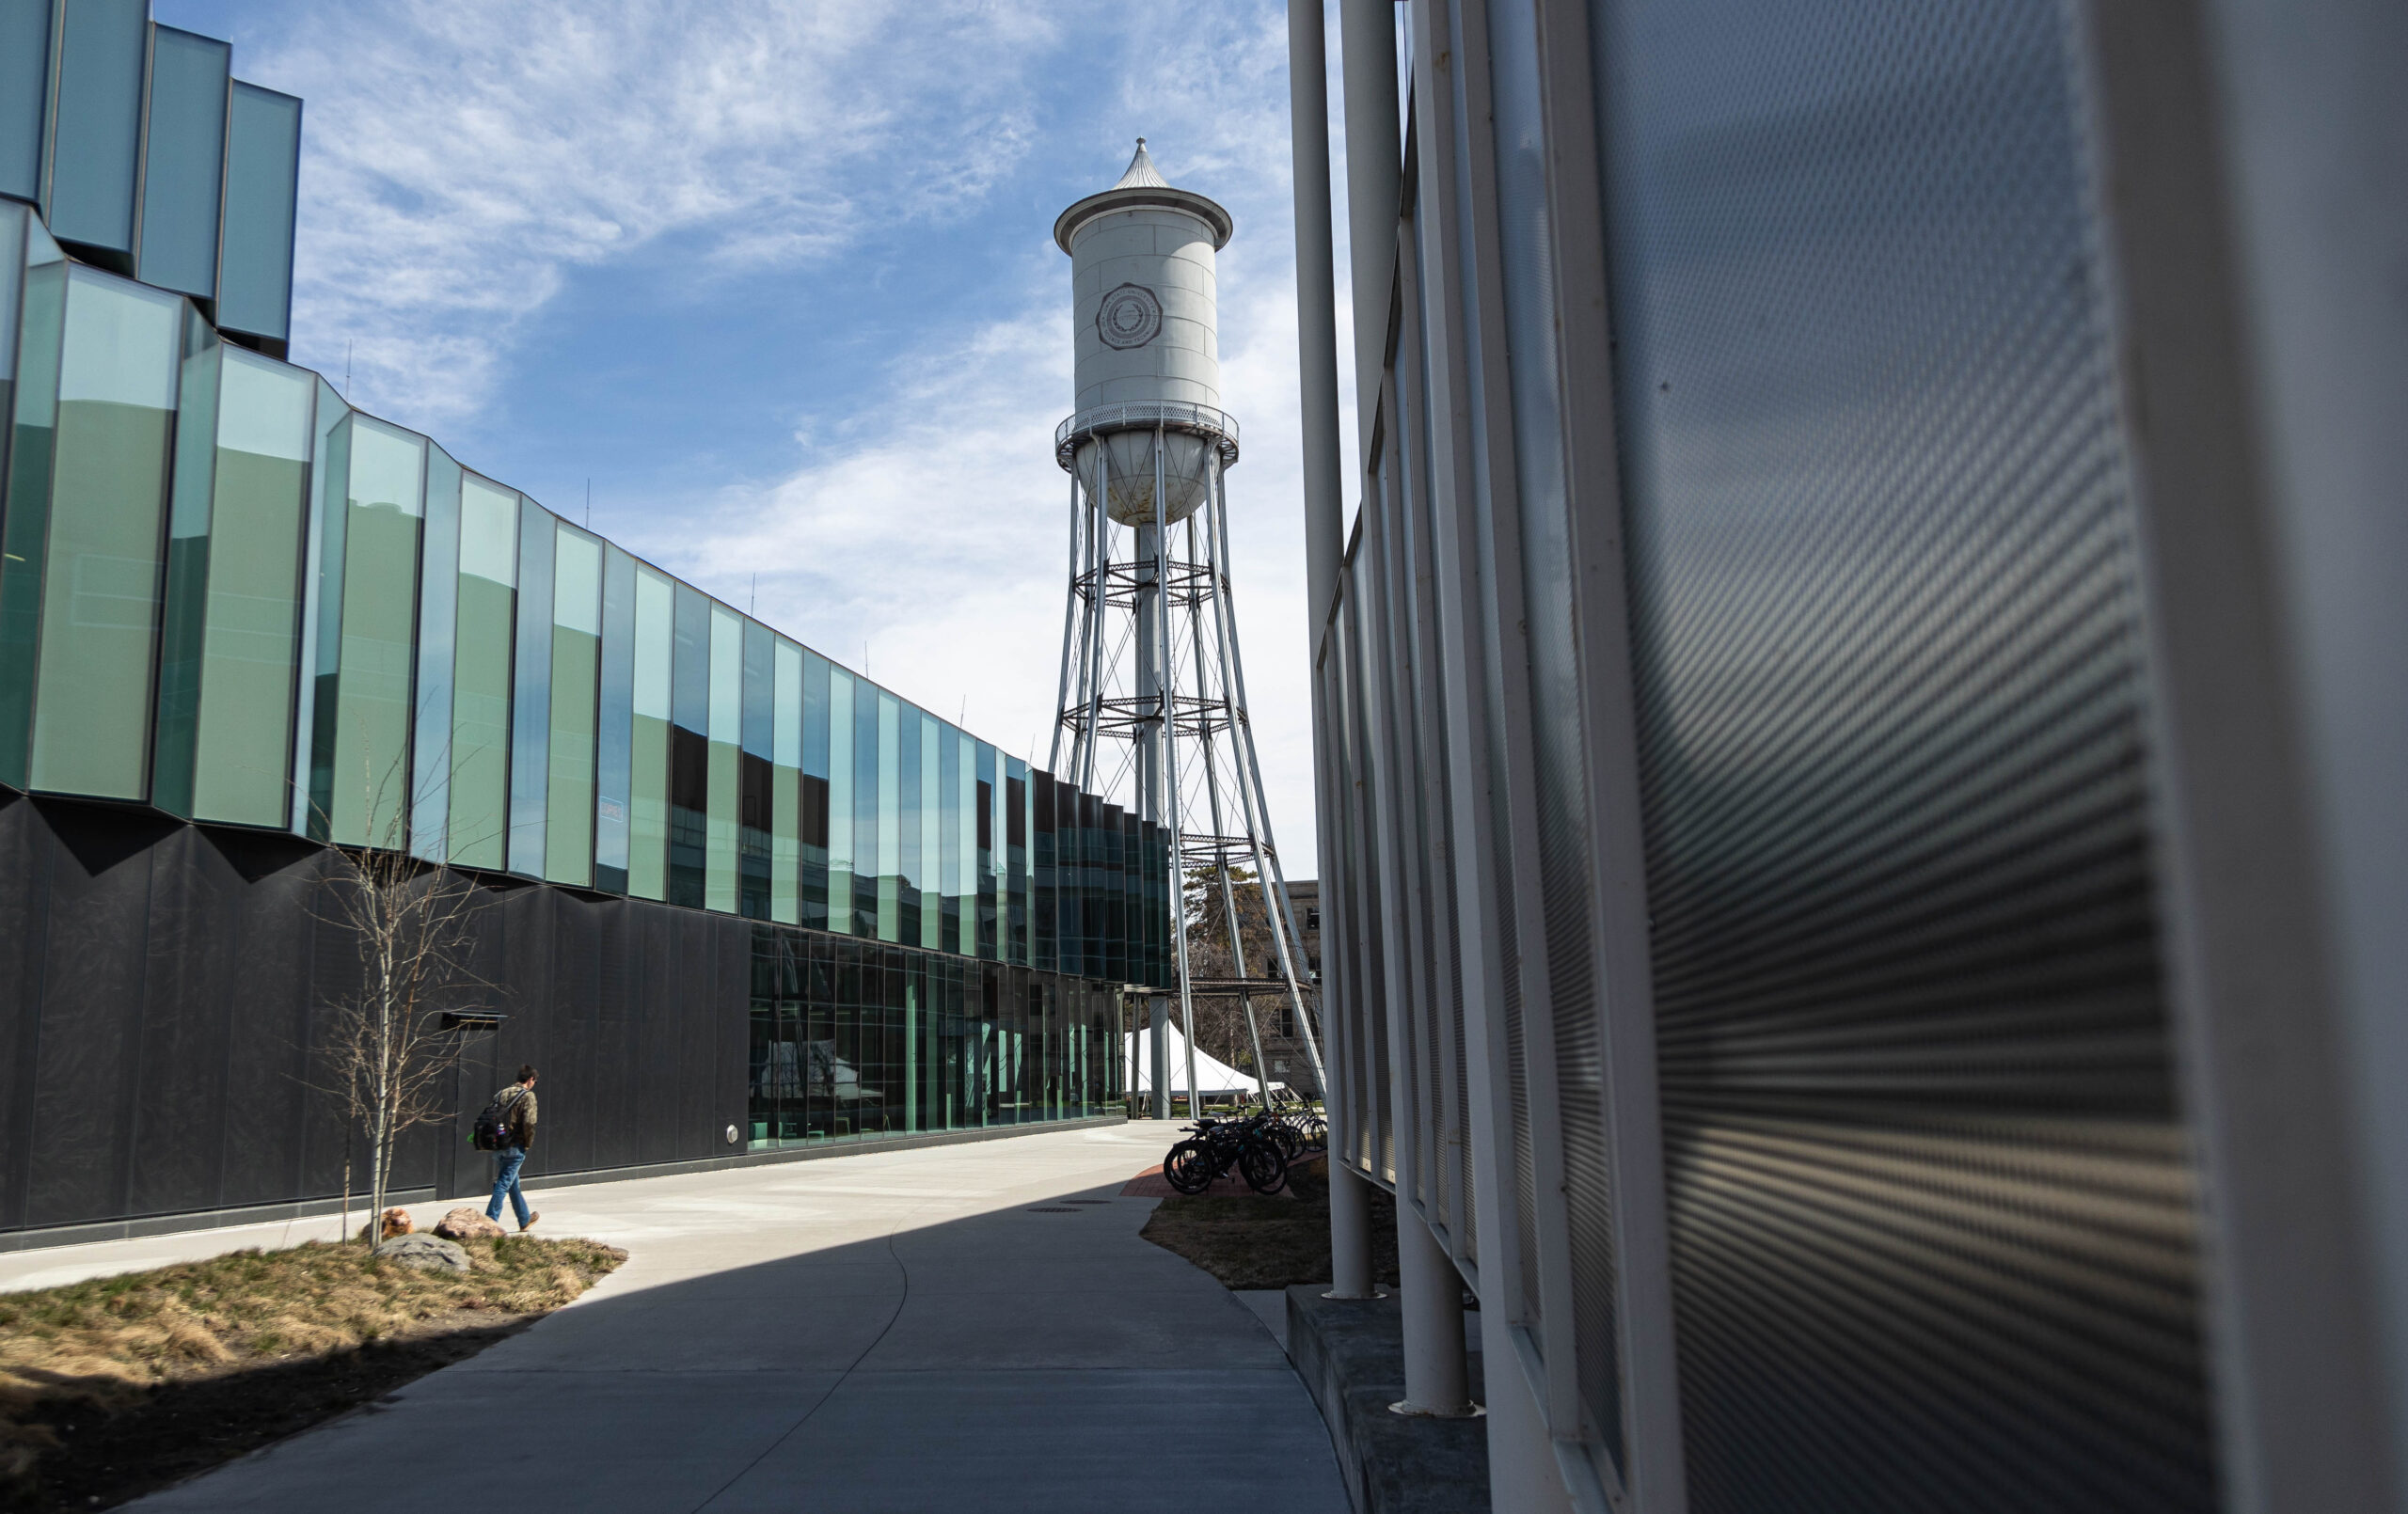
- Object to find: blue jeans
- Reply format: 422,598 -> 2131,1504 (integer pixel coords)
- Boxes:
487,1145 -> 531,1226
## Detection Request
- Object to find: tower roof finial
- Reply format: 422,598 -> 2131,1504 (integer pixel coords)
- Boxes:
1114,137 -> 1168,191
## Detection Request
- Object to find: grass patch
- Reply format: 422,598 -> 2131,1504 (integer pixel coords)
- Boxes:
0,1235 -> 625,1511
1140,1159 -> 1401,1290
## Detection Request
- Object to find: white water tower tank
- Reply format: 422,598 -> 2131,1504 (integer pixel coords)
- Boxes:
1054,139 -> 1235,527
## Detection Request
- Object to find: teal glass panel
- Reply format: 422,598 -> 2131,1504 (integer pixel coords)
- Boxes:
852,679 -> 879,937
877,691 -> 899,941
325,417 -> 422,846
667,583 -> 707,907
294,379 -> 345,834
448,475 -> 515,867
896,707 -> 919,944
800,650 -> 830,929
594,545 -> 636,892
218,84 -> 299,344
506,497 -> 553,874
137,27 -> 230,300
738,619 -> 770,918
628,565 -> 673,899
919,713 -> 941,950
47,0 -> 143,259
408,448 -> 461,858
825,666 -> 853,933
150,314 -> 218,816
771,639 -> 802,923
0,3 -> 50,204
545,525 -> 600,885
28,269 -> 180,798
706,605 -> 740,912
185,348 -> 311,827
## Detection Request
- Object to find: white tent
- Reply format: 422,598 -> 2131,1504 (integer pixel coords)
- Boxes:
1124,1021 -> 1283,1098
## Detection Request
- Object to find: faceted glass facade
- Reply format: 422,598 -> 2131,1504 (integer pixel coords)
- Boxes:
0,196 -> 1159,1152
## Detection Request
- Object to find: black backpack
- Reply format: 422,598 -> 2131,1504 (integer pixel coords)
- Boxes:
471,1088 -> 526,1152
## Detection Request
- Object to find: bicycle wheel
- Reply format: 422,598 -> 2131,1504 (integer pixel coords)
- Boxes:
1238,1139 -> 1289,1195
1265,1120 -> 1302,1160
1164,1139 -> 1217,1194
1301,1113 -> 1328,1150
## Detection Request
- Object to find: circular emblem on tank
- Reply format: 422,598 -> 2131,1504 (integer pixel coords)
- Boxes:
1097,283 -> 1164,350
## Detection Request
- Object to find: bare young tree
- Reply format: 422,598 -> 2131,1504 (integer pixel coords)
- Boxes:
309,744 -> 497,1244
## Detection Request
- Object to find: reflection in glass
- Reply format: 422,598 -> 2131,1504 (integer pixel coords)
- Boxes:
739,620 -> 772,919
919,712 -> 942,950
629,566 -> 674,899
151,316 -> 219,818
595,546 -> 637,893
506,499 -> 554,875
28,273 -> 182,798
138,28 -> 231,300
189,350 -> 312,825
546,525 -> 601,885
707,605 -> 741,913
772,639 -> 803,923
322,417 -> 423,846
853,680 -> 879,937
449,477 -> 516,867
46,0 -> 144,257
409,449 -> 461,858
825,666 -> 853,933
801,651 -> 831,929
220,84 -> 301,345
878,691 -> 900,940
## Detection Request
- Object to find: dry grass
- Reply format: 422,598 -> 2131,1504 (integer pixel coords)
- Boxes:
0,1236 -> 623,1504
1140,1158 -> 1401,1290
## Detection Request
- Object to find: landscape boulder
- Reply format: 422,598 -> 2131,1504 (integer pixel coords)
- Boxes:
373,1234 -> 470,1273
434,1206 -> 509,1240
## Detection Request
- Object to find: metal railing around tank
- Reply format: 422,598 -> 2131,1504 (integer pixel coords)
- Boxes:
1055,401 -> 1241,469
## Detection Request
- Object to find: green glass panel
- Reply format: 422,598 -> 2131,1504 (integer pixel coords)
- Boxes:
629,565 -> 672,898
296,384 -> 346,836
29,271 -> 180,799
706,605 -> 740,911
150,315 -> 217,817
772,639 -> 801,923
827,668 -> 853,934
920,713 -> 942,950
545,526 -> 600,885
0,245 -> 57,787
409,449 -> 461,858
189,349 -> 310,825
506,500 -> 552,875
326,418 -> 422,846
594,546 -> 635,891
878,692 -> 899,941
447,476 -> 515,867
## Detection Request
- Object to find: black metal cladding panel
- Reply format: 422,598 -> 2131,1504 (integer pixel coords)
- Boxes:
1592,1 -> 2211,1508
551,897 -> 601,1175
0,794 -> 46,1230
219,834 -> 326,1208
128,827 -> 235,1217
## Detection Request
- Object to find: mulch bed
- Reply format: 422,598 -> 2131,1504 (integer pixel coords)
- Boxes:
1137,1156 -> 1402,1290
1,1235 -> 623,1512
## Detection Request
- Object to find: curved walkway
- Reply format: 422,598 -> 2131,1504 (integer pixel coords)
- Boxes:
125,1121 -> 1346,1513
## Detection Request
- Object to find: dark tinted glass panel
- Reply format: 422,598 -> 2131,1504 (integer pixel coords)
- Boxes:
137,27 -> 230,299
851,681 -> 879,937
218,83 -> 299,342
0,2 -> 53,203
667,583 -> 708,907
825,667 -> 853,932
1592,1 -> 2211,1506
505,497 -> 552,874
738,619 -> 772,918
800,649 -> 829,927
706,605 -> 740,911
771,639 -> 801,923
47,0 -> 143,256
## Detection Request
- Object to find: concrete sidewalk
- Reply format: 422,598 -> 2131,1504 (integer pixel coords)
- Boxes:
108,1120 -> 1343,1513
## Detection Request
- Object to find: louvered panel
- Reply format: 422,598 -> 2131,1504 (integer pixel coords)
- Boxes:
1592,0 -> 2215,1508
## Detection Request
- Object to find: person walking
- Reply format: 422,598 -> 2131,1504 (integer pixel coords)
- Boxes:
485,1064 -> 542,1232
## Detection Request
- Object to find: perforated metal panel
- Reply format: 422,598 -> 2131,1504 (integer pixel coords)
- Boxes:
1593,1 -> 2214,1508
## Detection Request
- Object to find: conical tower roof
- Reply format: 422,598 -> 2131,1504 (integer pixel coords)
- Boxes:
1054,136 -> 1233,254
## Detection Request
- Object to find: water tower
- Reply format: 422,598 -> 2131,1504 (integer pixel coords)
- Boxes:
1049,140 -> 1325,1116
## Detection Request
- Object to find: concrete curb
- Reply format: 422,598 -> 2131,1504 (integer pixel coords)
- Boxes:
1286,1285 -> 1490,1514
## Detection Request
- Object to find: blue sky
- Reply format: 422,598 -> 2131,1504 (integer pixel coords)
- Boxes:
155,0 -> 1364,876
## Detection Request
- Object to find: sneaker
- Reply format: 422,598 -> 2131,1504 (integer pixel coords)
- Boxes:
519,1212 -> 541,1232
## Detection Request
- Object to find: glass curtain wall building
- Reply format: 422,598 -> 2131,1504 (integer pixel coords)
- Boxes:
0,8 -> 1160,1243
1298,1 -> 2408,1512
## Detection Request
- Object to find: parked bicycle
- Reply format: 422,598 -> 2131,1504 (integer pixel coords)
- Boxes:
1163,1114 -> 1291,1194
